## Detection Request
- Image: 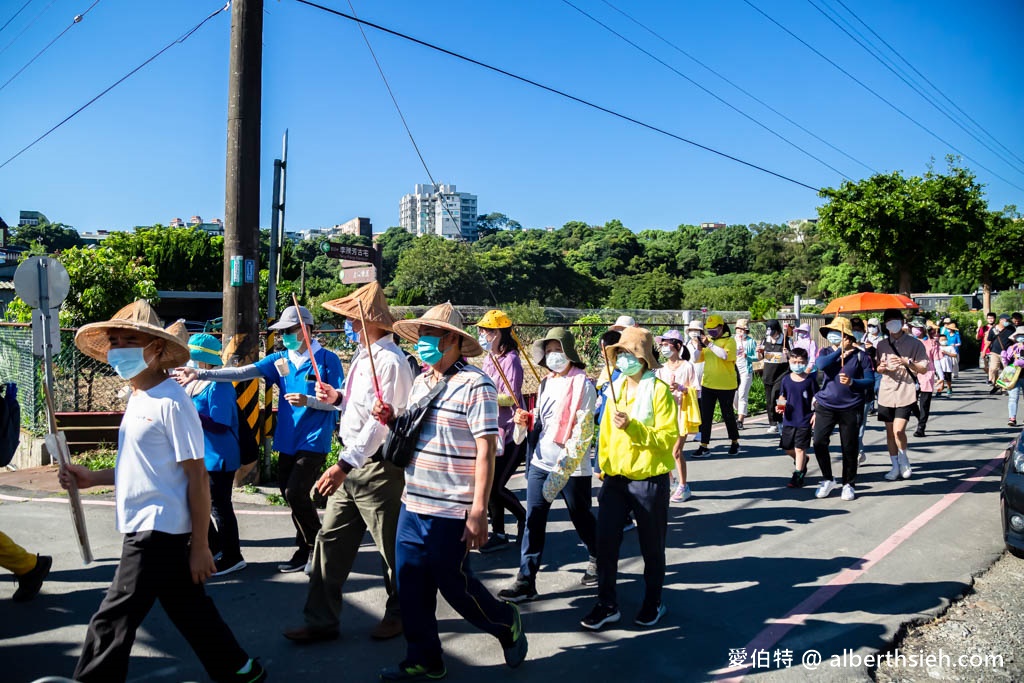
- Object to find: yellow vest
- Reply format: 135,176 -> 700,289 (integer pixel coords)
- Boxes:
598,377 -> 678,479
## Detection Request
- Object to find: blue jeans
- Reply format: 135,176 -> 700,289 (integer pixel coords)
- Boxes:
596,474 -> 670,610
519,465 -> 596,584
395,506 -> 516,668
1009,375 -> 1024,421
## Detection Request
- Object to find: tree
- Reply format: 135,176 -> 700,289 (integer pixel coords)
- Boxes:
11,220 -> 84,252
104,226 -> 223,291
476,212 -> 522,238
946,205 -> 1024,313
606,269 -> 682,309
375,227 -> 415,286
817,158 -> 988,294
698,225 -> 751,275
390,236 -> 484,304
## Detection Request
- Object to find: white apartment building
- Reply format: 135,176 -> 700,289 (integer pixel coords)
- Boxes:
399,183 -> 478,241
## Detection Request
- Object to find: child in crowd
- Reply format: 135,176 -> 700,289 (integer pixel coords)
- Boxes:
777,347 -> 817,489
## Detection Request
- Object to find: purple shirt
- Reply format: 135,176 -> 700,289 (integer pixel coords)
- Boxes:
780,373 -> 817,428
482,349 -> 524,444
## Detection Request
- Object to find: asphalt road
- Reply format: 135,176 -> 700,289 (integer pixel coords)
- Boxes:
0,369 -> 1016,683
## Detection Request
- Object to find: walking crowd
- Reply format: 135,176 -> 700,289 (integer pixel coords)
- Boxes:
5,287 -> 1018,682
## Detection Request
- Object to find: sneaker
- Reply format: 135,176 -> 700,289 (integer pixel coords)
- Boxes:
634,603 -> 667,627
858,451 -> 867,465
580,556 -> 598,586
990,387 -> 1001,395
479,533 -> 512,554
786,471 -> 806,489
1010,418 -> 1018,427
497,580 -> 538,603
691,445 -> 711,458
379,662 -> 447,681
913,428 -> 925,438
884,457 -> 902,481
815,479 -> 838,499
230,658 -> 267,683
580,602 -> 621,631
728,441 -> 740,455
13,555 -> 51,602
502,603 -> 528,668
766,424 -> 779,434
304,556 -> 314,575
841,484 -> 856,501
737,420 -> 745,430
214,556 -> 247,577
670,483 -> 693,503
623,519 -> 636,533
279,548 -> 311,573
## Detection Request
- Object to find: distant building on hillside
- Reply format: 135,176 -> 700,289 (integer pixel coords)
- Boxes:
81,230 -> 113,245
700,222 -> 726,231
170,217 -> 186,227
19,210 -> 47,227
336,217 -> 372,238
399,183 -> 478,241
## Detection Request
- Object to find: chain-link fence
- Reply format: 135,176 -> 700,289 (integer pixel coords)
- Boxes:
0,324 -> 42,433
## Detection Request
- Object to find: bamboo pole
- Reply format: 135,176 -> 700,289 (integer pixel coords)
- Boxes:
291,293 -> 322,383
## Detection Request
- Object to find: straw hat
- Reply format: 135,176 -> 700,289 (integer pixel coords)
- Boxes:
476,309 -> 513,329
604,326 -> 661,371
819,316 -> 854,340
735,318 -> 750,331
321,282 -> 395,331
75,300 -> 190,369
392,302 -> 485,357
532,327 -> 584,369
610,315 -> 636,331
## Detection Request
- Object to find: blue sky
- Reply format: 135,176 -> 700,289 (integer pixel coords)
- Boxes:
1,0 -> 1022,234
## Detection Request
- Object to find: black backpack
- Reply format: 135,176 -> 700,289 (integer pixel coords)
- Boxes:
0,383 -> 21,467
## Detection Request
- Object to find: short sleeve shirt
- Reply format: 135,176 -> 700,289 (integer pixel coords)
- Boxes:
402,365 -> 498,519
116,379 -> 205,534
189,380 -> 240,472
876,334 -> 927,408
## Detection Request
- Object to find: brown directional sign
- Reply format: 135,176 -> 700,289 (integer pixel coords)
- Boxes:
340,265 -> 377,285
321,241 -> 376,263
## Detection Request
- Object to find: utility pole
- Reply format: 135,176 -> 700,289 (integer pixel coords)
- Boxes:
222,0 -> 263,366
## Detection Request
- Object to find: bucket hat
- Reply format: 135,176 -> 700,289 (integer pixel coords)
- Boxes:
187,333 -> 223,367
604,326 -> 660,371
532,327 -> 584,369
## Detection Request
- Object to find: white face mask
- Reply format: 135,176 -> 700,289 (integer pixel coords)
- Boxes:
660,345 -> 675,358
545,351 -> 570,374
688,331 -> 701,339
867,326 -> 878,334
885,320 -> 903,334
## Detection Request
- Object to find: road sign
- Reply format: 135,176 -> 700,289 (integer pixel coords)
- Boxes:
230,255 -> 244,286
13,256 -> 70,308
32,308 -> 60,357
244,258 -> 256,284
340,265 -> 376,285
323,242 -> 375,263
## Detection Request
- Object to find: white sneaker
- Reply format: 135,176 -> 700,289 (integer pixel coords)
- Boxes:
304,557 -> 314,575
858,451 -> 867,465
897,452 -> 912,479
884,456 -> 901,481
815,479 -> 839,499
841,484 -> 856,501
766,424 -> 778,434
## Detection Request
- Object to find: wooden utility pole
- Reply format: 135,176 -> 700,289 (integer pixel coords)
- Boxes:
222,0 -> 263,366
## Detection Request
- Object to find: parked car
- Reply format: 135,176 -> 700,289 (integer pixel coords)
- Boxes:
999,427 -> 1024,558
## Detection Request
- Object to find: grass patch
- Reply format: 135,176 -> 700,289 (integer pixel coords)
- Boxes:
265,492 -> 287,506
73,448 -> 117,471
240,483 -> 259,495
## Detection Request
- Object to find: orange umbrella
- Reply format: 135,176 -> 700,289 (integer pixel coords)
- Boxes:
821,292 -> 920,315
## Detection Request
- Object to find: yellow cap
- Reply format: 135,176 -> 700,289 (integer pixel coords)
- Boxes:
706,314 -> 725,328
476,309 -> 512,329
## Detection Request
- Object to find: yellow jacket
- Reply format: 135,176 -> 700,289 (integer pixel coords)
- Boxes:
598,374 -> 679,479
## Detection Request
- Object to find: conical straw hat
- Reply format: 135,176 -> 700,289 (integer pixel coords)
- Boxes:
322,282 -> 395,331
75,300 -> 190,369
392,301 -> 484,357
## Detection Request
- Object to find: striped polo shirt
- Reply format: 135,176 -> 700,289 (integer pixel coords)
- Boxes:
403,364 -> 499,519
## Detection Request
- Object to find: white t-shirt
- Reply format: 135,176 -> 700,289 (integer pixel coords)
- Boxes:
115,378 -> 205,534
533,374 -> 597,477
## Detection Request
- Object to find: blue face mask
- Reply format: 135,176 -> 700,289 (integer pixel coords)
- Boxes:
615,352 -> 643,377
790,362 -> 807,374
282,332 -> 303,351
478,333 -> 492,353
107,344 -> 153,380
827,332 -> 842,345
853,331 -> 865,342
416,335 -> 445,366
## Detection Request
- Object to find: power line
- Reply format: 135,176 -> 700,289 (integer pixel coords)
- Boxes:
598,0 -> 877,175
0,0 -> 58,56
294,0 -> 823,193
0,3 -> 229,171
0,0 -> 36,36
739,0 -> 1024,193
805,0 -> 1024,178
830,0 -> 1024,170
0,0 -> 101,94
562,0 -> 854,181
343,0 -> 498,303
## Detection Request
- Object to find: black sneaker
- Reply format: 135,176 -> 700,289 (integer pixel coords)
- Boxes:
479,533 -> 511,554
990,387 -> 1001,395
13,555 -> 51,602
497,580 -> 538,603
691,445 -> 711,458
580,602 -> 621,631
913,428 -> 925,438
728,441 -> 740,455
580,556 -> 598,586
380,662 -> 447,681
635,603 -> 667,627
786,471 -> 806,489
214,555 -> 248,577
502,603 -> 528,668
230,658 -> 267,683
278,548 -> 311,573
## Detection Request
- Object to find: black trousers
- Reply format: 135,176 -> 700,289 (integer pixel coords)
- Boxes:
813,405 -> 861,485
208,470 -> 242,562
917,390 -> 933,430
74,531 -> 248,683
596,473 -> 670,610
488,440 -> 527,535
699,387 -> 740,444
279,450 -> 326,551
